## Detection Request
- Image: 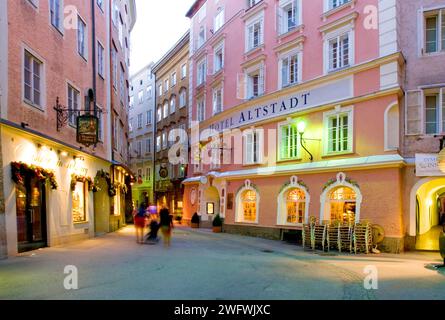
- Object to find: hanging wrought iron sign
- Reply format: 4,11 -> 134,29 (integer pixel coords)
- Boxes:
77,114 -> 99,147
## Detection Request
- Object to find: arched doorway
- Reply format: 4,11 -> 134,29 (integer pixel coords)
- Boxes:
203,186 -> 220,221
277,176 -> 310,226
320,173 -> 362,224
236,180 -> 260,224
410,178 -> 445,251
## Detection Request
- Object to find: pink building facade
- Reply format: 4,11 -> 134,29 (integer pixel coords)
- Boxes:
0,0 -> 136,258
183,0 -> 407,252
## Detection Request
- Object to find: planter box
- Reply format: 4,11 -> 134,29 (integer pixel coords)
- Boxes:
213,226 -> 222,233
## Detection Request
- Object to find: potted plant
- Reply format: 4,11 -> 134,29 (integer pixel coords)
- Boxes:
191,212 -> 200,229
212,214 -> 223,233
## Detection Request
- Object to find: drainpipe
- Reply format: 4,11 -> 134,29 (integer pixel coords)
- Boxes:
91,0 -> 97,117
153,75 -> 157,208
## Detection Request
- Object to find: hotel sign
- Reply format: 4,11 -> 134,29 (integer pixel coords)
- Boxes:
205,77 -> 353,134
415,154 -> 445,177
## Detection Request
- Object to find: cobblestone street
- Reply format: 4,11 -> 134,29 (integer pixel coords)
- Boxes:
1,226 -> 444,300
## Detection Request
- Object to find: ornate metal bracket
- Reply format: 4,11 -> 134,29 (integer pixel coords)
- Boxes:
54,97 -> 70,132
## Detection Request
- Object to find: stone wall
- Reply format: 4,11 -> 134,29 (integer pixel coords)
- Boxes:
223,224 -> 282,241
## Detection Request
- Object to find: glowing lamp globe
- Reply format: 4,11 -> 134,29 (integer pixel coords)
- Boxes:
297,121 -> 306,134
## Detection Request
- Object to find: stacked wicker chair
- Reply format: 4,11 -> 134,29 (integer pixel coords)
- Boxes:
338,223 -> 354,253
353,221 -> 373,254
302,216 -> 316,250
313,221 -> 328,251
326,220 -> 341,252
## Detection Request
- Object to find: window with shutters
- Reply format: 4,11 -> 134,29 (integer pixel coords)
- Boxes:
213,87 -> 223,115
246,64 -> 265,99
243,128 -> 264,165
245,14 -> 264,52
280,50 -> 300,88
424,9 -> 445,54
406,88 -> 445,135
214,42 -> 224,74
197,98 -> 205,122
278,0 -> 301,35
323,107 -> 354,155
279,121 -> 301,161
197,58 -> 207,86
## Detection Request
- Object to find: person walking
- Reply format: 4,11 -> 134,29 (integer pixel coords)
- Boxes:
134,203 -> 147,244
159,205 -> 174,247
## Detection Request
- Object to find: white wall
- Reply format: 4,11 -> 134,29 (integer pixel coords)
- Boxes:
2,127 -> 111,256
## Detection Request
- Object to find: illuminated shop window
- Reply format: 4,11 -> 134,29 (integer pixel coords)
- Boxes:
329,186 -> 356,224
286,188 -> 305,224
242,190 -> 257,222
72,182 -> 86,223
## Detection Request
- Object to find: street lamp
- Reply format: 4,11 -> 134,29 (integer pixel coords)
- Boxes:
297,120 -> 314,162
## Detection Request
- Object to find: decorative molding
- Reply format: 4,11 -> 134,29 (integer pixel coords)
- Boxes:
274,35 -> 306,55
321,0 -> 357,22
242,1 -> 267,21
319,11 -> 359,35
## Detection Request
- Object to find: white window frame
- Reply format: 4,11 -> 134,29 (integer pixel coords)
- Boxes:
197,57 -> 207,86
245,62 -> 265,99
171,72 -> 177,87
181,64 -> 187,79
324,0 -> 351,12
278,119 -> 301,161
170,96 -> 176,114
67,82 -> 81,126
162,131 -> 168,150
163,102 -> 169,119
323,106 -> 354,156
214,7 -> 225,32
278,49 -> 302,89
50,0 -> 64,32
424,87 -> 445,135
245,13 -> 264,52
77,15 -> 88,60
243,128 -> 264,165
212,86 -> 223,115
323,24 -> 355,74
423,8 -> 445,55
277,0 -> 302,36
157,106 -> 162,122
23,48 -> 45,110
97,41 -> 105,78
197,97 -> 206,122
213,41 -> 225,74
179,89 -> 187,108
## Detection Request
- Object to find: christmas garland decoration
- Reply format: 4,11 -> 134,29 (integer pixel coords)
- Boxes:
96,170 -> 116,197
70,174 -> 95,192
322,177 -> 360,191
278,179 -> 309,194
11,162 -> 58,190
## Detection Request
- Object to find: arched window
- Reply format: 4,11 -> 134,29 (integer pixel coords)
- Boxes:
384,102 -> 399,151
320,173 -> 362,224
277,177 -> 310,226
286,188 -> 306,224
242,190 -> 257,222
236,180 -> 260,224
329,187 -> 357,224
170,96 -> 176,114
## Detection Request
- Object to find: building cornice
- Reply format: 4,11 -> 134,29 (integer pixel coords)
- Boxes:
183,154 -> 406,184
197,52 -> 405,129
